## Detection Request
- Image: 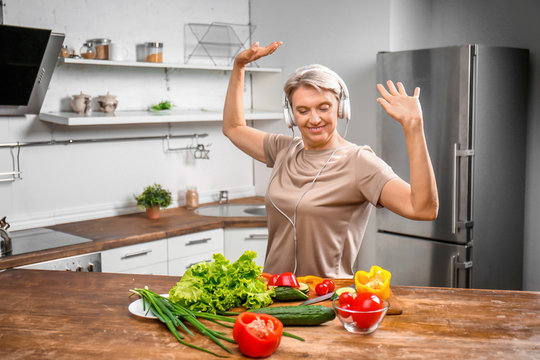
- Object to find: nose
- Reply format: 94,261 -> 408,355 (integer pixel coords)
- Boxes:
308,111 -> 322,125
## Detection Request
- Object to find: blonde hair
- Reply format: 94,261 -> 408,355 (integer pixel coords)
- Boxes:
283,64 -> 343,104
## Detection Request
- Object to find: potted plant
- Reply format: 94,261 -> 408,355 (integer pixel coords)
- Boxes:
134,183 -> 172,220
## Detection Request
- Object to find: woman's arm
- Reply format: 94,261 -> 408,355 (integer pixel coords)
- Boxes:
377,81 -> 439,220
223,41 -> 282,163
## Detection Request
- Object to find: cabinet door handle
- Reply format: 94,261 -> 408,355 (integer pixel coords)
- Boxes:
185,237 -> 211,246
245,234 -> 268,240
121,249 -> 152,259
186,259 -> 212,269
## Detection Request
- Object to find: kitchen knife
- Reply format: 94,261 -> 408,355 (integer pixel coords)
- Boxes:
299,284 -> 355,305
299,291 -> 335,305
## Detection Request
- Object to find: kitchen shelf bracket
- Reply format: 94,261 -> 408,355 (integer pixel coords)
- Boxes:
0,143 -> 22,183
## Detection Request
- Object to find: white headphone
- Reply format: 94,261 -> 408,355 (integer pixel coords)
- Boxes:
283,65 -> 351,128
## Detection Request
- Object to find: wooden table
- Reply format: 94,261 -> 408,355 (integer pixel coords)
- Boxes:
1,269 -> 539,359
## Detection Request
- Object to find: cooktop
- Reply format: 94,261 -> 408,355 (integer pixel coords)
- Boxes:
9,227 -> 93,256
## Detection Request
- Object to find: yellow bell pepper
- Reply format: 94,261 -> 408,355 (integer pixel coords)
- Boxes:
354,265 -> 392,301
296,275 -> 324,290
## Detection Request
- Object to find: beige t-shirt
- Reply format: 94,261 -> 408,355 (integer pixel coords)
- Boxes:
263,133 -> 397,278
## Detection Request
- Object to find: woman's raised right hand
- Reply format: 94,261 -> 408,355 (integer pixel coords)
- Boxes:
234,41 -> 282,68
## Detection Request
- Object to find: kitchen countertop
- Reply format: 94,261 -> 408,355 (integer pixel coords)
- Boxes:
0,269 -> 538,359
0,197 -> 266,269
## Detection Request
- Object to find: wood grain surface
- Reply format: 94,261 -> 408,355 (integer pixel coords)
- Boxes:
0,197 -> 266,269
1,269 -> 539,359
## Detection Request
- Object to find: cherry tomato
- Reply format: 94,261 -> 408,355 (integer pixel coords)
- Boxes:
322,279 -> 335,292
338,302 -> 352,318
315,282 -> 329,296
351,293 -> 383,329
338,292 -> 355,306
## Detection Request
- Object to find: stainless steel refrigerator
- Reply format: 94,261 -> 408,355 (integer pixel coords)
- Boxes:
375,45 -> 529,290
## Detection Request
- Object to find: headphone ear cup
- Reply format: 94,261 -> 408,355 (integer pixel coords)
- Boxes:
283,98 -> 296,128
342,96 -> 351,120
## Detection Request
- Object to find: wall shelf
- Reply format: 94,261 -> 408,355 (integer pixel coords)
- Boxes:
60,58 -> 282,73
39,109 -> 282,126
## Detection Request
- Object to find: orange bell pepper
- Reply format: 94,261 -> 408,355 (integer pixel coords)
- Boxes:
354,265 -> 392,301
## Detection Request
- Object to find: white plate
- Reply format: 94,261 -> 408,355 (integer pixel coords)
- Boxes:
148,107 -> 172,114
128,293 -> 169,319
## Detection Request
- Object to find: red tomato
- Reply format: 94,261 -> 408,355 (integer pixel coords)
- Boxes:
322,279 -> 335,292
351,293 -> 383,329
233,312 -> 283,358
315,282 -> 329,296
338,292 -> 355,306
338,302 -> 352,318
274,272 -> 300,288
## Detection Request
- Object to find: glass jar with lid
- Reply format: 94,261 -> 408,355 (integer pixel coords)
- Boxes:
87,38 -> 111,60
79,42 -> 96,59
144,42 -> 163,63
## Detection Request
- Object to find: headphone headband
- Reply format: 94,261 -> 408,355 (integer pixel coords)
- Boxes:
283,65 -> 351,128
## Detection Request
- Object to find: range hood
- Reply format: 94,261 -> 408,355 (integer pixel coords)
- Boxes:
0,25 -> 64,116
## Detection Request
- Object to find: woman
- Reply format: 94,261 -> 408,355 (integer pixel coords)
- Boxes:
223,41 -> 438,278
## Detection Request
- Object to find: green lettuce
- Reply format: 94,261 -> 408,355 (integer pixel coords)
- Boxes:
168,251 -> 274,313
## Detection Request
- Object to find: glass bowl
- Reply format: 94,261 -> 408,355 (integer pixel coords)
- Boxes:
332,298 -> 389,334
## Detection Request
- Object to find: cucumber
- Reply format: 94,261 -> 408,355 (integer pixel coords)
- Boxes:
335,287 -> 356,296
248,305 -> 336,326
273,286 -> 309,302
298,282 -> 310,294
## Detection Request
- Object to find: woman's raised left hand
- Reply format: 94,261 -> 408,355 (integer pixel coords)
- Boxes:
376,81 -> 423,130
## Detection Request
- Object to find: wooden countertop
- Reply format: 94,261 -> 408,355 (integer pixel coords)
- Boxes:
0,197 -> 266,270
1,269 -> 538,359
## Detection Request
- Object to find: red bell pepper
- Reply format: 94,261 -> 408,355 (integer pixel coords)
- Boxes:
233,312 -> 283,358
274,272 -> 299,288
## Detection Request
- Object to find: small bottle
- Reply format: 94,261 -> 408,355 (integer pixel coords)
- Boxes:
59,45 -> 69,58
186,186 -> 199,209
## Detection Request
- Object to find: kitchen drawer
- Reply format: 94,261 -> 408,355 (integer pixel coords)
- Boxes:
224,227 -> 268,267
168,229 -> 223,260
117,261 -> 168,276
101,239 -> 167,273
168,252 -> 216,276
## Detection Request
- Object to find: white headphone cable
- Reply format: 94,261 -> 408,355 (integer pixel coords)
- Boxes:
267,127 -> 338,274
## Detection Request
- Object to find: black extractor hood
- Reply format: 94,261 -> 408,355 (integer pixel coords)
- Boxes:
0,25 -> 65,116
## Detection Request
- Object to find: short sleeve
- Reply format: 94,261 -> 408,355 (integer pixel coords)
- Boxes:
263,133 -> 294,168
355,146 -> 398,206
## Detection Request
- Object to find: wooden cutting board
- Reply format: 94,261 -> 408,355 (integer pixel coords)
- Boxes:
387,291 -> 403,315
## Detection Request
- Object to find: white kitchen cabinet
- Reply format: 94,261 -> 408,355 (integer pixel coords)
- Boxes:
101,239 -> 168,275
168,229 -> 224,276
224,227 -> 268,268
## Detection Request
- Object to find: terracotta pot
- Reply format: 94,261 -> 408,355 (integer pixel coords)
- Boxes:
145,206 -> 161,220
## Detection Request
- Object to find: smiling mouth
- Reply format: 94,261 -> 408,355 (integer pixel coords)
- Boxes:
308,125 -> 326,133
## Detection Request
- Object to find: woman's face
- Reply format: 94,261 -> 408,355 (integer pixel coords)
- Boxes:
290,84 -> 340,150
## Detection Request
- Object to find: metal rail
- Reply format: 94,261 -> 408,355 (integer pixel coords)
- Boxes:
0,132 -> 209,182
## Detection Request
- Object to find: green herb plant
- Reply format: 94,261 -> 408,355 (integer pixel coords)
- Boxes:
134,183 -> 172,210
151,100 -> 172,111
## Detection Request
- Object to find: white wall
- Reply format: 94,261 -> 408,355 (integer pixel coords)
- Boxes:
387,0 -> 540,291
0,0 -> 276,230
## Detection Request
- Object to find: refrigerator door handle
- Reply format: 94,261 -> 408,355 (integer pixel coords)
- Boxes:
452,143 -> 475,234
450,254 -> 473,287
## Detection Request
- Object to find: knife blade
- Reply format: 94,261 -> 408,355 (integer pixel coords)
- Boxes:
298,291 -> 335,305
298,284 -> 355,306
